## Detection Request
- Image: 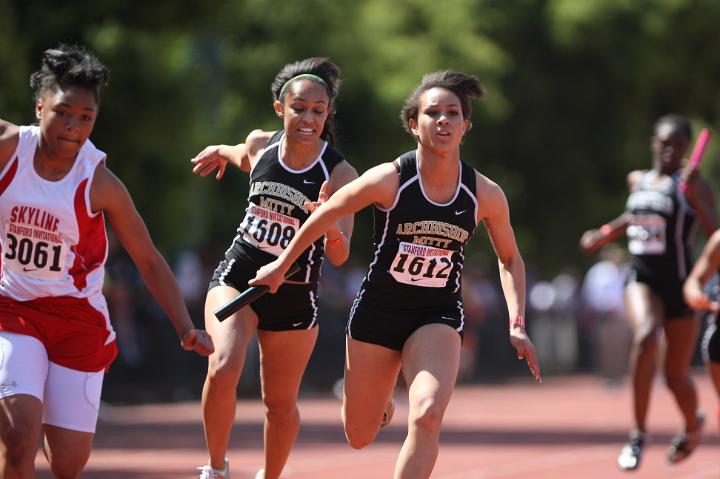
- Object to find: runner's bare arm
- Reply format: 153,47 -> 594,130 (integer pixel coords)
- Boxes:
319,160 -> 359,266
578,170 -> 643,253
476,172 -> 525,321
684,230 -> 720,312
90,164 -> 213,355
191,129 -> 275,178
685,175 -> 720,237
476,171 -> 541,382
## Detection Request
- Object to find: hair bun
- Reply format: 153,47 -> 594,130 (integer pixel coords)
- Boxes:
29,44 -> 109,100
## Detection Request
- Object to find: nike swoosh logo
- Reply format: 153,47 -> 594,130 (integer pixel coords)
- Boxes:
22,267 -> 40,272
410,277 -> 424,282
303,179 -> 315,184
454,210 -> 466,215
292,322 -> 304,327
441,316 -> 456,322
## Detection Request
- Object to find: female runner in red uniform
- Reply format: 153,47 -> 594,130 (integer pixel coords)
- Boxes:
0,44 -> 213,479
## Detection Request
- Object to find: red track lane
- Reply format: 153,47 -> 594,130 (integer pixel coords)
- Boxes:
36,373 -> 720,478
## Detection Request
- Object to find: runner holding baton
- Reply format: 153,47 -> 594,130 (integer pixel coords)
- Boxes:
192,57 -> 358,479
580,116 -> 719,471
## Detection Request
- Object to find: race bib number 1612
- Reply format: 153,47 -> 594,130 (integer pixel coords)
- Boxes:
389,241 -> 454,288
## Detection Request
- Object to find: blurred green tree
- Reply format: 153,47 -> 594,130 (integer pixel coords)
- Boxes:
2,0 -> 720,276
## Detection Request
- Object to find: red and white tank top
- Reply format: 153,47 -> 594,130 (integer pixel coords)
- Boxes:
0,125 -> 108,302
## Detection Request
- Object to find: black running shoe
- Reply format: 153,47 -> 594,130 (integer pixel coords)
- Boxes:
617,430 -> 645,471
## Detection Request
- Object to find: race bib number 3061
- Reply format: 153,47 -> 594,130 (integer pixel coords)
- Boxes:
389,241 -> 454,288
240,204 -> 300,257
3,225 -> 67,280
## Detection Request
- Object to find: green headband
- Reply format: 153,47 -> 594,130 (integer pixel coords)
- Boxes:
279,73 -> 330,99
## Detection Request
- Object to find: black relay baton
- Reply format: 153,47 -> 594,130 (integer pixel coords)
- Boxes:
214,263 -> 301,321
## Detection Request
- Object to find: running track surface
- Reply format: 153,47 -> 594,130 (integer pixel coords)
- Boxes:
36,373 -> 719,478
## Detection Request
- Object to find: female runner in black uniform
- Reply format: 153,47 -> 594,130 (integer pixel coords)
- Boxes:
191,58 -> 357,479
250,70 -> 541,479
581,114 -> 719,470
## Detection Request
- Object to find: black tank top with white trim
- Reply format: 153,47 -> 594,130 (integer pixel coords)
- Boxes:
625,170 -> 698,281
236,130 -> 345,283
360,150 -> 478,302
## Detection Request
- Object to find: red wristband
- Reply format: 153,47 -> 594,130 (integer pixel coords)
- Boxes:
510,315 -> 525,330
326,234 -> 344,247
600,224 -> 612,236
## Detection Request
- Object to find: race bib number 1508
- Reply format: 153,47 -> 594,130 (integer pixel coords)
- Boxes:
240,204 -> 300,257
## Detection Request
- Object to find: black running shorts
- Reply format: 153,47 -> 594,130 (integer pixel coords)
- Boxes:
209,243 -> 318,331
627,268 -> 692,318
347,285 -> 464,350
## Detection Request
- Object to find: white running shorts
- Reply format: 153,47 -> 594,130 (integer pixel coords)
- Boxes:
0,331 -> 105,433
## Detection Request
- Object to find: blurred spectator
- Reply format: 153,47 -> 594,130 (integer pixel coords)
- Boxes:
528,271 -> 580,374
580,245 -> 631,384
175,249 -> 205,318
461,262 -> 502,381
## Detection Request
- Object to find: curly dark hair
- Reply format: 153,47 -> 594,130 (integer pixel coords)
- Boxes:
270,57 -> 341,144
29,44 -> 109,102
400,70 -> 486,139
